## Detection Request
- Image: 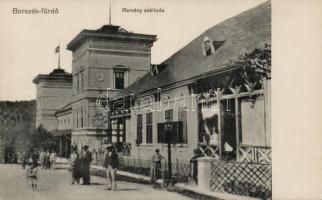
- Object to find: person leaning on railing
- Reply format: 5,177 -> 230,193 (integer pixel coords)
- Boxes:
150,149 -> 164,183
190,148 -> 203,184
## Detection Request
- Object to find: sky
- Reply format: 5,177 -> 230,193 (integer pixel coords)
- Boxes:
0,0 -> 266,101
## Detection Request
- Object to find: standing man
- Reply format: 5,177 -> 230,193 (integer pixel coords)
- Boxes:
45,150 -> 51,170
150,149 -> 164,183
39,149 -> 46,169
50,150 -> 57,170
190,148 -> 203,184
92,149 -> 97,166
81,145 -> 92,185
31,148 -> 39,165
104,144 -> 119,191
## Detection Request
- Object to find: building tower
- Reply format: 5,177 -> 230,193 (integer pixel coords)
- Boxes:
66,24 -> 157,149
33,68 -> 73,132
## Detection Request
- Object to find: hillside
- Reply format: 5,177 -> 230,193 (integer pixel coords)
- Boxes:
0,100 -> 36,162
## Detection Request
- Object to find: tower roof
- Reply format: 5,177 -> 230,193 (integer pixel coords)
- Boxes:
66,24 -> 157,51
33,68 -> 72,84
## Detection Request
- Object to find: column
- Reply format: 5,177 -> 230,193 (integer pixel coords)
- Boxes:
197,156 -> 217,191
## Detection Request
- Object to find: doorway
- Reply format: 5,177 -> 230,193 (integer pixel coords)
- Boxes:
221,98 -> 237,160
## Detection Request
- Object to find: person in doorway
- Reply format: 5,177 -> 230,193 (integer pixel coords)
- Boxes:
190,148 -> 203,184
150,149 -> 164,183
81,145 -> 92,185
104,144 -> 119,191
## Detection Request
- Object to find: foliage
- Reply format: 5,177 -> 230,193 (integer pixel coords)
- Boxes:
223,180 -> 271,199
29,125 -> 59,151
0,100 -> 58,157
0,100 -> 36,153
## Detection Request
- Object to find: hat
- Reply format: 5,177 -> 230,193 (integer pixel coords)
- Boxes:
105,143 -> 113,149
203,36 -> 211,42
82,145 -> 89,150
155,149 -> 160,152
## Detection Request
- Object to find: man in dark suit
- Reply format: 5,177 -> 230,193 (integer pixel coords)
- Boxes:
81,145 -> 92,185
104,144 -> 119,191
190,148 -> 203,184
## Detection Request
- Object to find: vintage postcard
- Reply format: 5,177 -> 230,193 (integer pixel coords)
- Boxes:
0,0 -> 321,199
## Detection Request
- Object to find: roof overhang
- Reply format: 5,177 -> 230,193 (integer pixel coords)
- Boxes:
67,25 -> 157,51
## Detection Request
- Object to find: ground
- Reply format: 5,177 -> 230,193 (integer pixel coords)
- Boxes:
0,164 -> 192,200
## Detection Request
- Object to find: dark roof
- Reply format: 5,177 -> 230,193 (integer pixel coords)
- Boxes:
67,25 -> 157,51
55,102 -> 72,116
33,68 -> 72,84
51,129 -> 72,137
121,1 -> 271,96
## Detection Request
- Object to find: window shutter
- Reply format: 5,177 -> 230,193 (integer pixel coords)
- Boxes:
157,123 -> 164,143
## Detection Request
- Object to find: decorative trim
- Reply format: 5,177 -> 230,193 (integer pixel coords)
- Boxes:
238,146 -> 271,164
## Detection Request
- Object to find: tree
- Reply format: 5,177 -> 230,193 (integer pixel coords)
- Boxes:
30,125 -> 59,151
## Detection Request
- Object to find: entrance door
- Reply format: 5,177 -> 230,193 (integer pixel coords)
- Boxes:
221,99 -> 237,160
111,118 -> 126,151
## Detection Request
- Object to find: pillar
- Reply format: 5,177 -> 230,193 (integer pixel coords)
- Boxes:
197,156 -> 217,191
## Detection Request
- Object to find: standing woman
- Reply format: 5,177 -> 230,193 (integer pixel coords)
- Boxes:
70,148 -> 79,184
81,145 -> 92,185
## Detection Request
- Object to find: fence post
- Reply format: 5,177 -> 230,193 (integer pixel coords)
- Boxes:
197,157 -> 216,191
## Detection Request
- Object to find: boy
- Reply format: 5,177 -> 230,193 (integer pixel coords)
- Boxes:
26,162 -> 38,191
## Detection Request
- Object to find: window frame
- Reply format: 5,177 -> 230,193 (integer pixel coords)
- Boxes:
137,114 -> 143,144
146,112 -> 153,144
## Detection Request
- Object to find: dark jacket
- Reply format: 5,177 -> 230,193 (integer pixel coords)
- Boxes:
82,151 -> 92,166
104,151 -> 119,169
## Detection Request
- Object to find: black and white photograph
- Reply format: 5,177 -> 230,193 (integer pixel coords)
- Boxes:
0,0 -> 321,199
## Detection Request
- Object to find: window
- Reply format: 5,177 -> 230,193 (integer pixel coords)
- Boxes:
115,71 -> 124,89
157,123 -> 165,143
146,113 -> 153,143
76,112 -> 78,128
165,109 -> 173,121
157,109 -> 173,143
80,108 -> 84,128
157,121 -> 183,144
80,71 -> 84,91
76,75 -> 79,93
178,107 -> 188,144
137,114 -> 143,144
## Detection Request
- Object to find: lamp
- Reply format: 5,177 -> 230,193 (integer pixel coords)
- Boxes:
164,122 -> 173,132
163,121 -> 174,188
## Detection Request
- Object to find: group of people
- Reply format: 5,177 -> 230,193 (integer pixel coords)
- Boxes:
21,148 -> 57,170
69,144 -> 119,191
149,148 -> 203,185
39,149 -> 57,170
69,145 -> 92,185
22,148 -> 58,191
23,144 -> 203,191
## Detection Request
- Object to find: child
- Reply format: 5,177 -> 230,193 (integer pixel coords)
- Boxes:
26,162 -> 38,191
